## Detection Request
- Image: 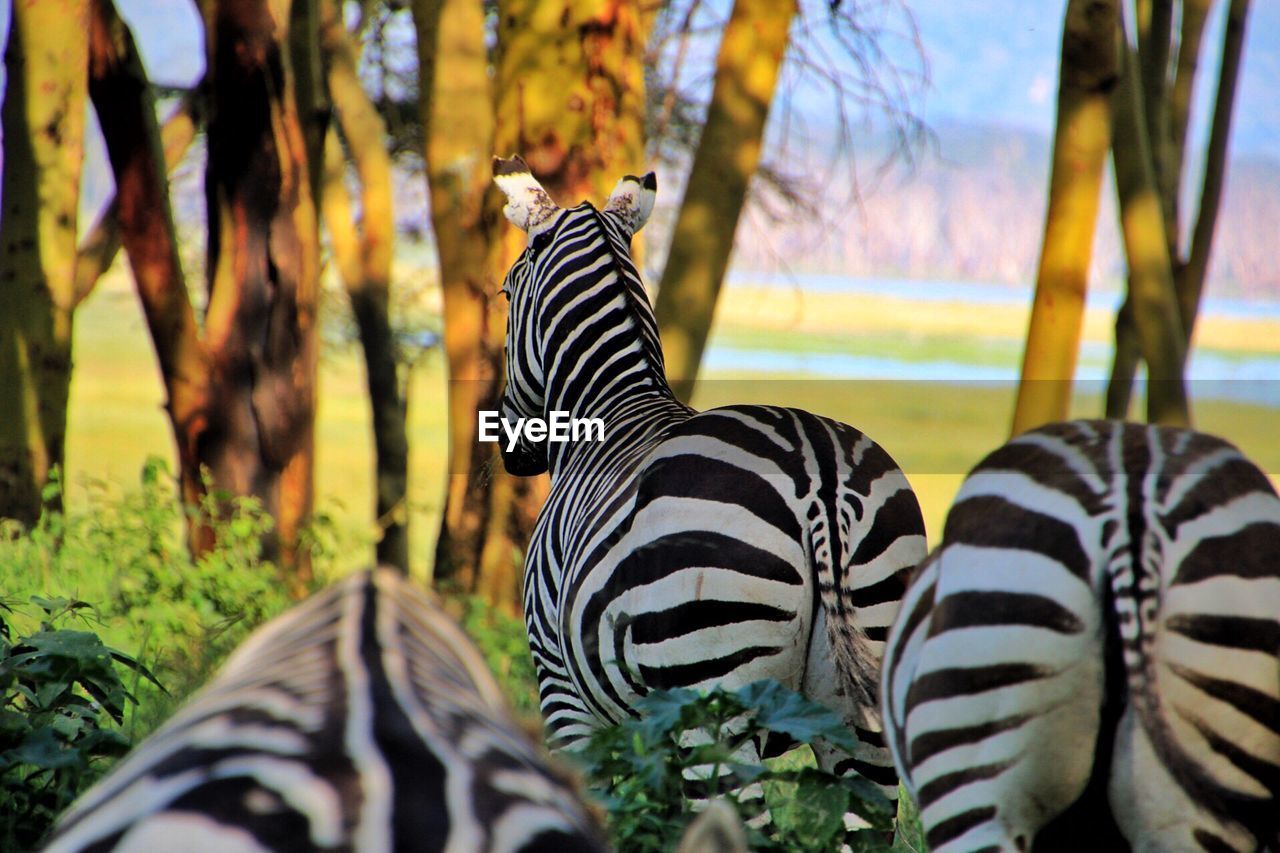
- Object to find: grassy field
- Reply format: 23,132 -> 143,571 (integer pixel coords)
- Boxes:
64,271 -> 1280,565
66,277 -> 452,582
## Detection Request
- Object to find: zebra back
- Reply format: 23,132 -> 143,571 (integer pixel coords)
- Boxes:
44,569 -> 606,852
883,420 -> 1280,851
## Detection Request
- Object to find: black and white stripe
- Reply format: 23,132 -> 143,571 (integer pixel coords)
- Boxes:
883,419 -> 1280,851
44,569 -> 606,852
492,161 -> 928,815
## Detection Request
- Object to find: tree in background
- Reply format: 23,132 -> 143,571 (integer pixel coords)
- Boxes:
87,0 -> 325,587
1011,0 -> 1119,436
652,0 -> 797,403
648,0 -> 925,402
414,0 -> 648,611
409,0 -> 923,608
1106,3 -> 1188,427
3,0 -> 922,611
319,0 -> 409,572
1105,0 -> 1250,422
0,0 -> 90,525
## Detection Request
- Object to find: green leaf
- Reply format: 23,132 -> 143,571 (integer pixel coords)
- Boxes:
7,726 -> 83,770
772,768 -> 851,845
107,650 -> 166,693
734,680 -> 858,751
34,679 -> 70,710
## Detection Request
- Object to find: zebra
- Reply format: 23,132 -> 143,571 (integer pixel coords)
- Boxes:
42,569 -> 607,852
881,419 -> 1280,852
490,155 -> 928,819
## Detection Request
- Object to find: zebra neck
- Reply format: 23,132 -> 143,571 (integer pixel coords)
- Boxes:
542,388 -> 690,476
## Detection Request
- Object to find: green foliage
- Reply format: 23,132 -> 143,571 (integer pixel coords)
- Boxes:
0,597 -> 162,851
455,597 -> 540,717
580,679 -> 897,852
4,459 -> 322,736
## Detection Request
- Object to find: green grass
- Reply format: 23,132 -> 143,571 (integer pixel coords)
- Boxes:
67,276 -> 1280,562
709,324 -> 1023,367
693,379 -> 1280,544
66,283 -> 451,583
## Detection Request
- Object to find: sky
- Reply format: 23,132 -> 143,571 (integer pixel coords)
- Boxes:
0,1 -> 1275,212
84,0 -> 1278,155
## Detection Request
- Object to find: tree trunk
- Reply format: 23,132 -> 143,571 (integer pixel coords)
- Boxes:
200,0 -> 322,588
1167,0 -> 1213,234
1105,0 -> 1249,419
480,0 -> 648,605
414,0 -> 647,610
0,0 -> 90,524
320,0 -> 408,572
1176,0 -> 1249,339
652,0 -> 798,403
1010,0 -> 1118,436
1108,32 -> 1189,427
74,94 -> 199,309
88,0 -> 211,531
412,0 -> 505,597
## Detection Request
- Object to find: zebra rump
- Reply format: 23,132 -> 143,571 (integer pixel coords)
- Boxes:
491,155 -> 928,826
43,569 -> 606,853
882,420 -> 1280,852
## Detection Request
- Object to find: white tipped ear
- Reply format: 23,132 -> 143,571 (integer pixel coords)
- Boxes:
493,155 -> 561,236
603,171 -> 656,236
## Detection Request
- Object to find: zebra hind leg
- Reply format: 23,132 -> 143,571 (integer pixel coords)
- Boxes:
803,606 -> 901,840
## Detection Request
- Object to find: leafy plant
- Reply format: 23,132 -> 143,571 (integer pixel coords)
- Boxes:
455,597 -> 541,717
5,459 -> 326,734
0,597 -> 163,851
579,679 -> 896,852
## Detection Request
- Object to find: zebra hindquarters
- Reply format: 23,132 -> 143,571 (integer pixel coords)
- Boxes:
882,528 -> 1109,851
1114,457 -> 1280,851
44,569 -> 606,853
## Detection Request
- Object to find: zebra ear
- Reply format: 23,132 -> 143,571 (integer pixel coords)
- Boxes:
604,171 -> 656,236
493,154 -> 561,237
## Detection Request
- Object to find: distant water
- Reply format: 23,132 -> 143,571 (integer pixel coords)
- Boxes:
710,274 -> 1280,407
725,272 -> 1280,321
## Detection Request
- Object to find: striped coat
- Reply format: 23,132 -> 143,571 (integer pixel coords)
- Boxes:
883,420 -> 1280,851
492,157 -> 927,803
44,570 -> 606,852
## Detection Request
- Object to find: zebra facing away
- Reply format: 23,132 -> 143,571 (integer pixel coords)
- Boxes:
882,420 -> 1280,852
43,569 -> 607,853
490,156 -> 928,810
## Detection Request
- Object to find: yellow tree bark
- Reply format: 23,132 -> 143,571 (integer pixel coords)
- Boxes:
1107,32 -> 1188,427
412,0 -> 503,596
74,95 -> 199,308
1011,0 -> 1119,436
319,0 -> 408,572
414,0 -> 647,610
1105,0 -> 1249,420
0,0 -> 90,523
652,0 -> 798,403
88,0 -> 210,527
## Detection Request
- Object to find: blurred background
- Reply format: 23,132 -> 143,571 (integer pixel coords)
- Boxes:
0,0 -> 1276,801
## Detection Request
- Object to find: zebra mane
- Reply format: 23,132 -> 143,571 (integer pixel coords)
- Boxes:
581,204 -> 672,397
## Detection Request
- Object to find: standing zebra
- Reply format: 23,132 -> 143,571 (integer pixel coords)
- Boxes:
882,420 -> 1280,851
43,569 -> 607,852
490,156 -> 927,810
